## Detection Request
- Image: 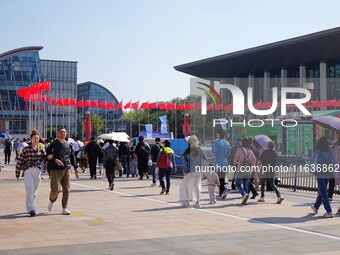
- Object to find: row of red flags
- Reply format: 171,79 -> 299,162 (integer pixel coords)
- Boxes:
19,95 -> 340,111
17,80 -> 51,102
16,81 -> 340,111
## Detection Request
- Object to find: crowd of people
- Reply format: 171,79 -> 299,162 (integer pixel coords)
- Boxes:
4,127 -> 340,218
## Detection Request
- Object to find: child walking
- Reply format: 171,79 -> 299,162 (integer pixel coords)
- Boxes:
204,170 -> 220,205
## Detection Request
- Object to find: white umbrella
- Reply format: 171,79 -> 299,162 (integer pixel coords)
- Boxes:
98,132 -> 130,142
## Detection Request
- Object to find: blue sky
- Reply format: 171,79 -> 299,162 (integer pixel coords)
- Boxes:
1,0 -> 340,103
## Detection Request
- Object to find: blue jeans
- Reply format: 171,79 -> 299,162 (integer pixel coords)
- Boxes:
314,178 -> 332,213
235,177 -> 250,197
159,168 -> 171,192
149,164 -> 157,184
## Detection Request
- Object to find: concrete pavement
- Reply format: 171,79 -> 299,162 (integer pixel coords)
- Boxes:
1,157 -> 340,255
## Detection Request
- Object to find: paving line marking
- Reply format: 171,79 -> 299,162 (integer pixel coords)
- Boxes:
72,182 -> 340,241
11,191 -> 26,198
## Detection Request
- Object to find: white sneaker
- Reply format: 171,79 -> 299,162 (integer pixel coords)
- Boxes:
311,205 -> 318,214
323,212 -> 333,218
48,201 -> 54,212
258,197 -> 265,202
181,201 -> 190,207
61,208 -> 71,215
193,202 -> 201,208
277,197 -> 284,204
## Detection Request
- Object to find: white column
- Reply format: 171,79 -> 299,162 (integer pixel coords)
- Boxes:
320,62 -> 327,101
264,71 -> 270,101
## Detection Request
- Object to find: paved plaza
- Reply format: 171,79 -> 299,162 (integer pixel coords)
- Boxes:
1,157 -> 340,255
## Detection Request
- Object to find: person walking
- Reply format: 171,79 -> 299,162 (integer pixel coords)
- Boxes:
4,138 -> 12,164
15,129 -> 46,217
103,140 -> 118,191
84,136 -> 101,179
46,127 -> 79,215
310,137 -> 336,218
258,141 -> 284,204
150,137 -> 162,187
13,138 -> 20,160
135,136 -> 151,180
129,146 -> 138,177
157,140 -> 176,195
233,138 -> 256,205
203,170 -> 220,205
211,129 -> 230,199
118,142 -> 129,177
180,135 -> 205,208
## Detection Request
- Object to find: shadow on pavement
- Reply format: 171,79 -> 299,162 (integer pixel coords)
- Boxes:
249,214 -> 321,224
0,212 -> 49,219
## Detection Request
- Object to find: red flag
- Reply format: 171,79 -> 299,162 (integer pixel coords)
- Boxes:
124,101 -> 131,109
224,104 -> 232,111
90,99 -> 98,107
176,103 -> 185,110
46,96 -> 51,103
158,103 -> 167,110
167,103 -> 176,111
140,102 -> 149,109
84,99 -> 90,107
69,98 -> 76,106
106,101 -> 114,110
76,99 -> 84,107
52,98 -> 57,105
57,97 -> 64,106
195,103 -> 201,110
98,100 -> 107,108
114,101 -> 122,110
63,98 -> 69,106
214,103 -> 222,111
149,102 -> 157,109
131,101 -> 139,109
185,104 -> 191,111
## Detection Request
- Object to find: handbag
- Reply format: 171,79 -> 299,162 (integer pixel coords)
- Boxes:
115,161 -> 122,171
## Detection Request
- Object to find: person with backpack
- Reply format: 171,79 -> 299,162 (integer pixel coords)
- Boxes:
310,136 -> 336,218
157,140 -> 176,195
135,136 -> 151,180
150,137 -> 162,187
46,127 -> 79,215
103,140 -> 118,191
258,141 -> 284,204
233,138 -> 256,205
211,129 -> 231,200
4,138 -> 13,164
15,129 -> 46,217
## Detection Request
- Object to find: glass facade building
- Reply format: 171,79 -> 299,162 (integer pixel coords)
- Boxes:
77,81 -> 123,133
41,60 -> 78,136
0,46 -> 43,134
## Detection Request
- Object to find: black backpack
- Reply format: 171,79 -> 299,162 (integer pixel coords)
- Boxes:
151,144 -> 161,162
5,140 -> 11,150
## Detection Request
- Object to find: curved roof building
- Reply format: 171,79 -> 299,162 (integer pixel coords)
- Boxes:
77,81 -> 123,132
0,46 -> 44,134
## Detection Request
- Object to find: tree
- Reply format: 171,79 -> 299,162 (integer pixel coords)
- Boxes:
91,113 -> 104,135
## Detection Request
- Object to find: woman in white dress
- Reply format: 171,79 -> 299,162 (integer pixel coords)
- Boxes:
179,135 -> 205,208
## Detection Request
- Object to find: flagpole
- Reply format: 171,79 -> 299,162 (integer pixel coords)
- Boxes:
174,102 -> 177,139
156,101 -> 159,132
